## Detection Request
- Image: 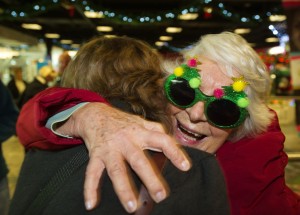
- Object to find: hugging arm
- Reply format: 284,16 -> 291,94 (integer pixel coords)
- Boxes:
17,87 -> 191,213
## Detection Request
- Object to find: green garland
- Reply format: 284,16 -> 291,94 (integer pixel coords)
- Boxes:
0,0 -> 284,25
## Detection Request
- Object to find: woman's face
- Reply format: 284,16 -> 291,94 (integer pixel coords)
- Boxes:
169,57 -> 236,154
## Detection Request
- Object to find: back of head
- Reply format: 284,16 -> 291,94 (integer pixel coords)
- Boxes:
183,32 -> 274,140
39,65 -> 56,78
62,36 -> 172,132
10,66 -> 23,80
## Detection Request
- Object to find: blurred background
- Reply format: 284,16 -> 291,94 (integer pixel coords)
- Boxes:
1,0 -> 300,197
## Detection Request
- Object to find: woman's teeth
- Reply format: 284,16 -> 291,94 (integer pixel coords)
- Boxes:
178,123 -> 204,140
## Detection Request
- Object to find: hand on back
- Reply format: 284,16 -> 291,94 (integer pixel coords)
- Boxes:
57,102 -> 191,213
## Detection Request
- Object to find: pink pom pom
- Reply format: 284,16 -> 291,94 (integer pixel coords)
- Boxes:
214,88 -> 224,98
187,58 -> 197,67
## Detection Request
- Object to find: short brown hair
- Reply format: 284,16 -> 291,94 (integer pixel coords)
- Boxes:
61,36 -> 172,132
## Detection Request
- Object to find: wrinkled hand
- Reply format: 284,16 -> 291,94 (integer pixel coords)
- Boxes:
57,102 -> 191,213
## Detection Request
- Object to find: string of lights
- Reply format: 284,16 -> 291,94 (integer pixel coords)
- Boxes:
1,0 -> 284,25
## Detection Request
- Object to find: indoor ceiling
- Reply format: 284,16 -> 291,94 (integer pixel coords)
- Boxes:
0,0 -> 286,52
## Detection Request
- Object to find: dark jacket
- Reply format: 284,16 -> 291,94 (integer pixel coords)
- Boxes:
7,77 -> 28,108
10,145 -> 230,215
18,78 -> 48,108
0,81 -> 19,180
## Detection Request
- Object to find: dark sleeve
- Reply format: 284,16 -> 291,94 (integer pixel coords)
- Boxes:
0,81 -> 19,143
16,87 -> 109,150
152,147 -> 231,215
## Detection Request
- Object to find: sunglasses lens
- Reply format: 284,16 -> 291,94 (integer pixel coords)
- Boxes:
169,78 -> 195,107
206,99 -> 241,127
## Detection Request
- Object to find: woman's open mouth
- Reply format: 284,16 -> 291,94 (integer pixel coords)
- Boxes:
175,121 -> 207,145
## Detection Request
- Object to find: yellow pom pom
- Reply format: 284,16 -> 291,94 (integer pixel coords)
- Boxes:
174,67 -> 184,77
232,76 -> 248,92
232,80 -> 247,92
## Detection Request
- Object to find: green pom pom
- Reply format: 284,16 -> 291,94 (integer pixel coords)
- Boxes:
237,98 -> 249,108
189,78 -> 201,89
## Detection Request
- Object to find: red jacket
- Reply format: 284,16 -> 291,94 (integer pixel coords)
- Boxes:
216,119 -> 300,215
17,87 -> 300,215
17,87 -> 109,150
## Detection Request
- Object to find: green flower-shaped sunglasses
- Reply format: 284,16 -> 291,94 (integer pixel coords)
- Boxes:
164,59 -> 250,129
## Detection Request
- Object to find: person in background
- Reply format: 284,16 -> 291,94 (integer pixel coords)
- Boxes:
7,66 -> 27,108
16,32 -> 300,214
56,51 -> 71,86
18,65 -> 56,109
0,80 -> 19,215
11,36 -> 229,215
286,6 -> 300,52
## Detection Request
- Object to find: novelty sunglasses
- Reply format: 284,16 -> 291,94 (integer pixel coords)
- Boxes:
164,60 -> 250,129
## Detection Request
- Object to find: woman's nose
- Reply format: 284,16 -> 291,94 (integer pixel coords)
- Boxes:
185,101 -> 207,122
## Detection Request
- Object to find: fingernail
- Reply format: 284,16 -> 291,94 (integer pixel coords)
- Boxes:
126,200 -> 137,213
181,160 -> 190,171
155,191 -> 166,202
85,200 -> 93,210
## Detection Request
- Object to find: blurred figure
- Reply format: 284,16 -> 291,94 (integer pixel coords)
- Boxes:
7,66 -> 27,108
56,51 -> 71,86
285,5 -> 300,52
18,66 -> 56,109
290,8 -> 300,52
0,80 -> 19,215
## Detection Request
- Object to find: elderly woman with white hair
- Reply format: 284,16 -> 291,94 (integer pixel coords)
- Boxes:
165,32 -> 300,214
16,32 -> 300,214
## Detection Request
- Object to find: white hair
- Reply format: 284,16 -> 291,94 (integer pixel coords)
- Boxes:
182,32 -> 274,141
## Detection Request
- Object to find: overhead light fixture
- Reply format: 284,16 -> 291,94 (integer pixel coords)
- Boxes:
159,36 -> 173,41
45,33 -> 60,39
22,23 -> 42,30
60,39 -> 73,44
269,15 -> 286,22
71,44 -> 81,49
97,26 -> 113,32
166,27 -> 182,33
84,11 -> 104,18
178,13 -> 198,20
155,41 -> 165,47
265,37 -> 279,43
234,28 -> 251,34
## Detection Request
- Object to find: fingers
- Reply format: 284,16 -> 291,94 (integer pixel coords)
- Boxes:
104,152 -> 139,213
119,130 -> 190,207
139,127 -> 191,172
84,146 -> 140,213
153,134 -> 191,171
83,155 -> 105,210
126,148 -> 169,204
141,120 -> 191,171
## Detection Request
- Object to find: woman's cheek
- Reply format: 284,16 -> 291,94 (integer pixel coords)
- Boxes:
168,104 -> 182,115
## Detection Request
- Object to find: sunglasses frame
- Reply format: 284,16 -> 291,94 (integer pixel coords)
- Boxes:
164,64 -> 249,129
